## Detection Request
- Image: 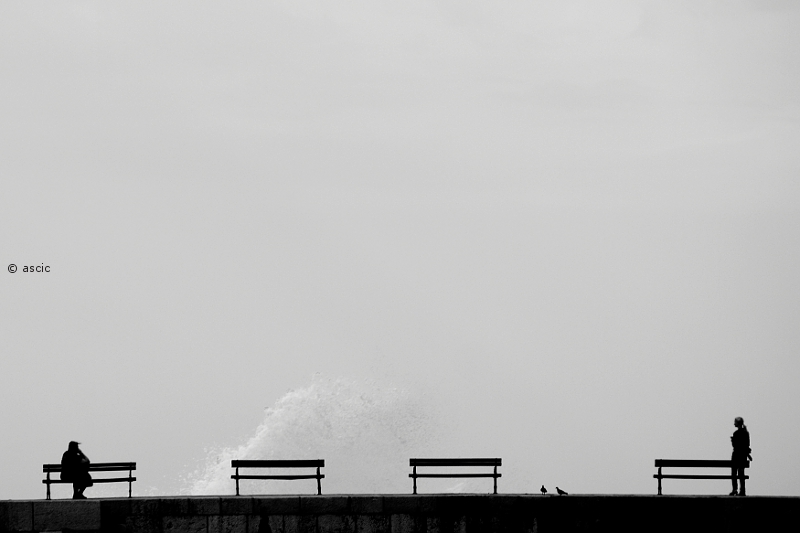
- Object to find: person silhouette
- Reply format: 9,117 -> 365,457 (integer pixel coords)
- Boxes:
61,441 -> 93,499
729,417 -> 752,496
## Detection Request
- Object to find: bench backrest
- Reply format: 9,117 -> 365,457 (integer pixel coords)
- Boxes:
655,459 -> 749,468
43,462 -> 136,473
231,460 -> 324,468
410,458 -> 501,467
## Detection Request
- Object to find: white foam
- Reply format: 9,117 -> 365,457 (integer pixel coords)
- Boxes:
186,375 -> 438,495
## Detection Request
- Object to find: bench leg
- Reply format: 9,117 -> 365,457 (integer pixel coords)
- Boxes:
493,466 -> 498,494
317,467 -> 322,495
657,467 -> 662,496
412,466 -> 417,495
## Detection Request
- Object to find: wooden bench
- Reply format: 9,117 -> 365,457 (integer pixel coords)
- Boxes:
231,460 -> 325,495
654,459 -> 749,495
409,458 -> 502,494
42,462 -> 136,500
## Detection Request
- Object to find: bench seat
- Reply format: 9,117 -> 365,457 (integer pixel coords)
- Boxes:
654,459 -> 749,495
231,460 -> 325,495
42,462 -> 136,499
409,458 -> 502,494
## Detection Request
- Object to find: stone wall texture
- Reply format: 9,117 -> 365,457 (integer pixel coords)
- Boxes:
2,495 -> 799,533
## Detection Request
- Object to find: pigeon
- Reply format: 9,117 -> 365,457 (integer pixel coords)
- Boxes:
556,487 -> 568,496
540,485 -> 547,495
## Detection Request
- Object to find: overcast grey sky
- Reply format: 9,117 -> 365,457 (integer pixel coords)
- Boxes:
2,0 -> 800,499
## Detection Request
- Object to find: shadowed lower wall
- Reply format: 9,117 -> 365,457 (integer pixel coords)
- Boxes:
2,495 -> 799,533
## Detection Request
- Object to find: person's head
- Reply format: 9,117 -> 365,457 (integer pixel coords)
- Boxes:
734,417 -> 744,428
68,441 -> 80,451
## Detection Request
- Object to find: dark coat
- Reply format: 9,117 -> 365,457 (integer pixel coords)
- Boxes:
731,427 -> 751,460
61,449 -> 92,486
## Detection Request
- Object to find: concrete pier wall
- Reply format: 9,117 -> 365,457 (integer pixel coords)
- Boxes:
2,494 -> 798,533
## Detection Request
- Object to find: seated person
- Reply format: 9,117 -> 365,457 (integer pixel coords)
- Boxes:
61,441 -> 93,499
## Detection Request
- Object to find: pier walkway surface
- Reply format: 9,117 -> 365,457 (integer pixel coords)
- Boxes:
2,494 -> 798,533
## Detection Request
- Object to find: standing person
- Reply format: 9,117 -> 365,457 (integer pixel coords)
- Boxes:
61,441 -> 93,499
729,417 -> 752,496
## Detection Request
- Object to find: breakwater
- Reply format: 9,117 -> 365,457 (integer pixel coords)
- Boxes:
2,494 -> 798,533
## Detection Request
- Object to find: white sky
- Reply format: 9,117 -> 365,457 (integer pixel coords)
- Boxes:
2,0 -> 800,499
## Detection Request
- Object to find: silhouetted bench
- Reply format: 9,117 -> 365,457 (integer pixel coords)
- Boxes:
409,458 -> 502,494
42,462 -> 136,500
231,460 -> 325,495
654,459 -> 749,495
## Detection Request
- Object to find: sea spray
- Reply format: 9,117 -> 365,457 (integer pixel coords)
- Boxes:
187,375 -> 440,495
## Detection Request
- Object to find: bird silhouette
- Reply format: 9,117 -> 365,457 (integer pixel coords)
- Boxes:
556,487 -> 568,496
540,485 -> 547,495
